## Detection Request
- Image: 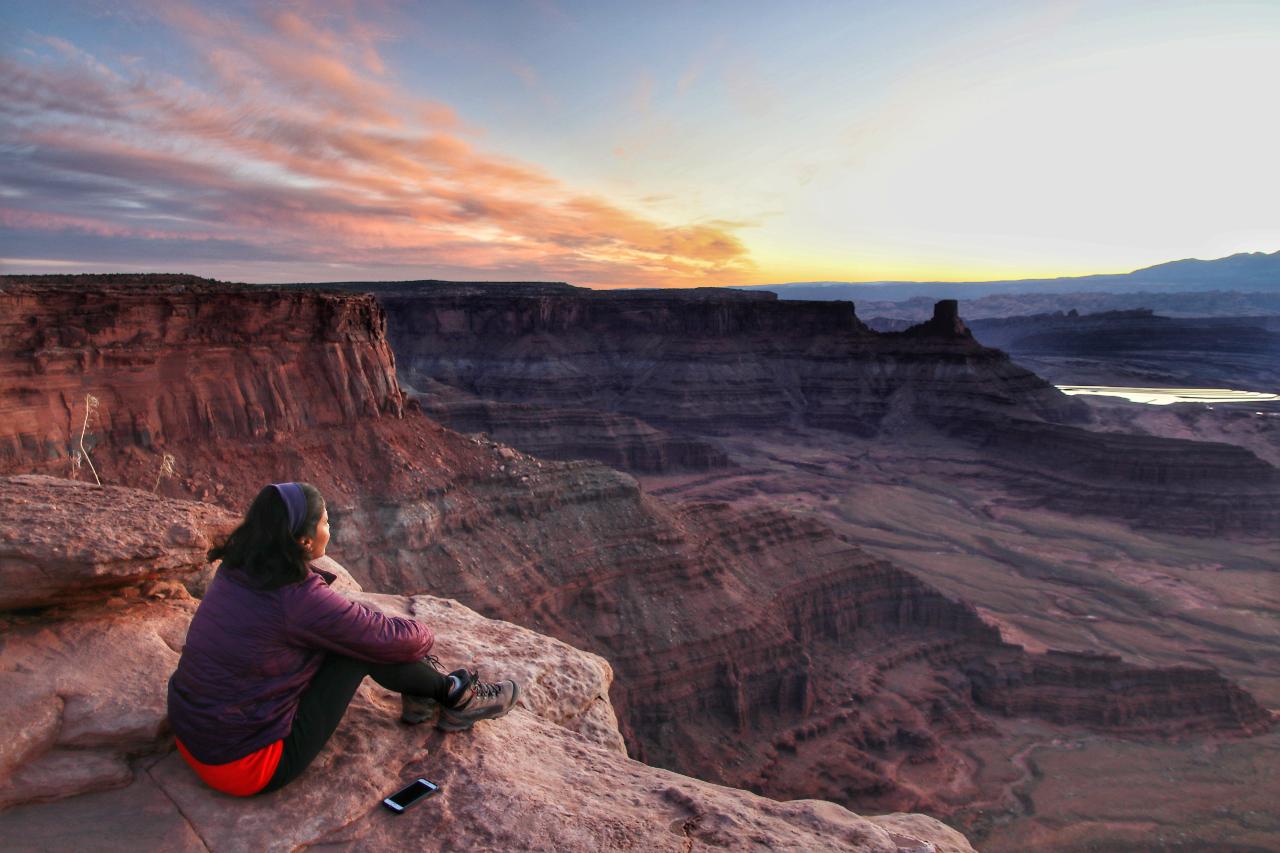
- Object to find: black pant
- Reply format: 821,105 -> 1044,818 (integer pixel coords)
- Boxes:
260,654 -> 449,793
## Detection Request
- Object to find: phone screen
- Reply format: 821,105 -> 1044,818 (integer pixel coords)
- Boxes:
387,779 -> 438,809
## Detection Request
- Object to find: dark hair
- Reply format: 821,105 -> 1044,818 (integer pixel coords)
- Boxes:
208,483 -> 326,589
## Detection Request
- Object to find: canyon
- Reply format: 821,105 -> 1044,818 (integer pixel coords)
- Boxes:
1,475 -> 973,851
371,282 -> 1278,537
1,275 -> 1276,851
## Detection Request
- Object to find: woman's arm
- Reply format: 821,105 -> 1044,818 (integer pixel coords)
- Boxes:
282,575 -> 434,662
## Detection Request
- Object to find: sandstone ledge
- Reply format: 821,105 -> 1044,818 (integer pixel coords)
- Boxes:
1,591 -> 969,851
0,475 -> 237,609
0,480 -> 969,851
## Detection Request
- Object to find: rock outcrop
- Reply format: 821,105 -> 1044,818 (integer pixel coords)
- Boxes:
959,418 -> 1280,535
0,474 -> 237,609
0,476 -> 969,852
899,300 -> 971,339
968,649 -> 1271,735
0,280 -> 404,475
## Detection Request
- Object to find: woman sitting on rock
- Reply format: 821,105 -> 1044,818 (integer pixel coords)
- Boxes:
167,482 -> 519,796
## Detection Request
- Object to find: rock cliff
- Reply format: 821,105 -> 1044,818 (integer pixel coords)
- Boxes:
960,417 -> 1280,535
1,280 -> 404,466
0,476 -> 970,852
967,309 -> 1280,388
362,282 -> 1279,534
968,649 -> 1271,734
1,277 -> 1274,847
373,283 -> 1080,441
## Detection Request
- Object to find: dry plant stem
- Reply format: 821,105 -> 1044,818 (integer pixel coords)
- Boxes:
153,453 -> 175,493
79,394 -> 102,487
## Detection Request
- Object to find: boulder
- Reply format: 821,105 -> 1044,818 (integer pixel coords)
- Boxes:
0,597 -> 196,808
0,475 -> 236,610
364,592 -> 626,753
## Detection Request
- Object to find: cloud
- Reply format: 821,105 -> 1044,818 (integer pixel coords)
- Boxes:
1,4 -> 752,287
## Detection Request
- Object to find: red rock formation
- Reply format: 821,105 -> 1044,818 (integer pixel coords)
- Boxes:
968,649 -> 1274,736
1,276 -> 1272,840
960,417 -> 1280,534
0,474 -> 236,609
0,280 -> 403,477
0,476 -> 972,853
411,377 -> 729,472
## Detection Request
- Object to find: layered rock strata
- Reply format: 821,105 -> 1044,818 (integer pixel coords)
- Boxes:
960,418 -> 1280,534
341,458 -> 1273,816
0,280 -> 403,482
968,649 -> 1270,734
0,477 -> 970,852
409,377 -> 729,472
967,309 -> 1280,388
376,285 -> 1082,440
1,277 -> 1273,836
363,283 -> 1280,534
1080,395 -> 1280,468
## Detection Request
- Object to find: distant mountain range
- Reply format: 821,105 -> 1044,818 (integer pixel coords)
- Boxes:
732,250 -> 1280,303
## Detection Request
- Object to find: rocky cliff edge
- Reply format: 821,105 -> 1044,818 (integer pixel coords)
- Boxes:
0,476 -> 970,852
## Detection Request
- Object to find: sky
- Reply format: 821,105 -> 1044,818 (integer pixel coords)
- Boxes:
1,0 -> 1277,288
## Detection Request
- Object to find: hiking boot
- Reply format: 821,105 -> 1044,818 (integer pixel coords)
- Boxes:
400,656 -> 470,725
437,670 -> 520,732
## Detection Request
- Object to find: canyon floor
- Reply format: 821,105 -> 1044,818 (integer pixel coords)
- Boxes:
642,428 -> 1280,851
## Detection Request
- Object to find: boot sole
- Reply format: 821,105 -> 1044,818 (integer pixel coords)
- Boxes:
436,682 -> 520,732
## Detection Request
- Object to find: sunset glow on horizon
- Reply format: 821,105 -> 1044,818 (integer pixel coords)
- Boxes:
2,1 -> 1277,288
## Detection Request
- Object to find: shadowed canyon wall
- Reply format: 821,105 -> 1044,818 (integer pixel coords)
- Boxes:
365,283 -> 1280,535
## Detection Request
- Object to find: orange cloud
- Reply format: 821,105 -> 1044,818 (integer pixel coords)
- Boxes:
2,3 -> 755,287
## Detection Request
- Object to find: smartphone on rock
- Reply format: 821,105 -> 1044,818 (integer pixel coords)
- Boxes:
382,778 -> 440,813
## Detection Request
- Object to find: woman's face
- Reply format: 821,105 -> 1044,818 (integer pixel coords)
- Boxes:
301,508 -> 330,561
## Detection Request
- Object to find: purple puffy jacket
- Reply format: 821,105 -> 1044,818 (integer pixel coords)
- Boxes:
167,563 -> 433,764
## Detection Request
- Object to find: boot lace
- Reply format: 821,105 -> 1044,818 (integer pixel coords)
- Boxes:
473,678 -> 503,699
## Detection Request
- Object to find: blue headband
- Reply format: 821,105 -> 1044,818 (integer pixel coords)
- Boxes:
271,482 -> 308,537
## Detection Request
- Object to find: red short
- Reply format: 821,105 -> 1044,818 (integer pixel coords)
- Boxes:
175,737 -> 283,797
